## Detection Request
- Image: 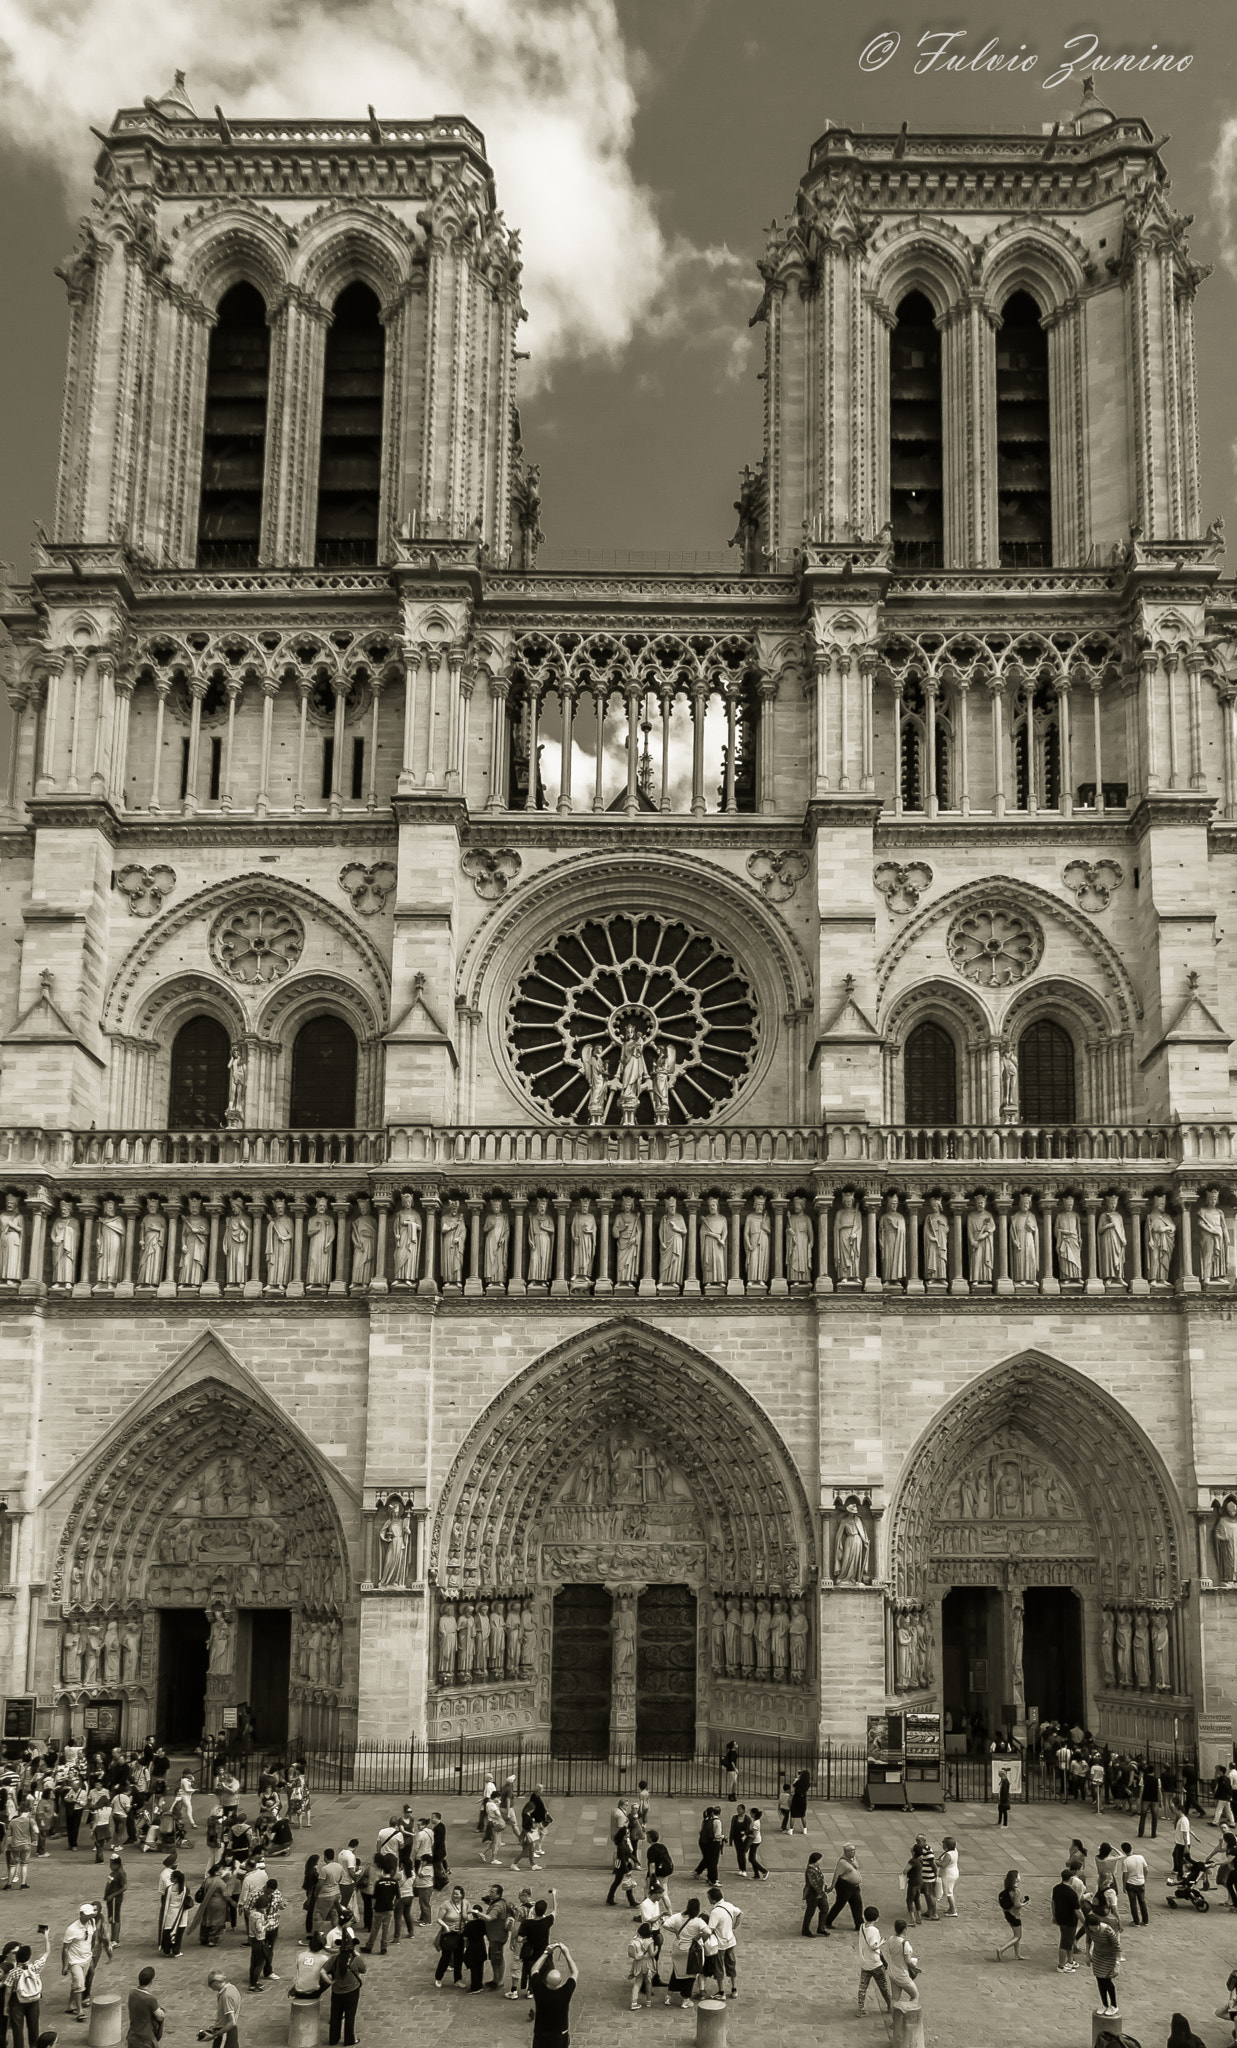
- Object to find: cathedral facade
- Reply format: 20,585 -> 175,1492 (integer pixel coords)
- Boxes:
2,77 -> 1237,1767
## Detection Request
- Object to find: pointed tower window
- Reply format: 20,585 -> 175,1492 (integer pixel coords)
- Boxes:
314,283 -> 385,568
196,283 -> 270,568
997,292 -> 1052,567
889,291 -> 943,569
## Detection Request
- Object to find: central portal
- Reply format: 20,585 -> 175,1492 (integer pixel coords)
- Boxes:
551,1584 -> 613,1753
636,1584 -> 696,1753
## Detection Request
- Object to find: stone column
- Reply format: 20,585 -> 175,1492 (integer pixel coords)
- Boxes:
508,1192 -> 528,1298
371,1189 -> 391,1296
288,1194 -> 308,1298
72,1196 -> 97,1298
813,1185 -> 833,1294
464,1195 -> 484,1298
330,1195 -> 351,1296
552,1196 -> 571,1298
995,1188 -> 1013,1296
1083,1190 -> 1104,1297
904,1192 -> 923,1295
203,1194 -> 224,1297
159,1195 -> 182,1300
419,1189 -> 440,1298
726,1195 -> 745,1296
1127,1193 -> 1148,1296
683,1195 -> 700,1296
1039,1190 -> 1059,1295
246,1195 -> 267,1300
769,1194 -> 788,1297
595,1193 -> 614,1295
1177,1188 -> 1201,1295
20,1189 -> 50,1295
117,1193 -> 140,1298
861,1190 -> 882,1294
638,1195 -> 658,1297
948,1195 -> 968,1295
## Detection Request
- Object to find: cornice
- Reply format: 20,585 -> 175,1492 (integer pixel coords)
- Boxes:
1128,793 -> 1218,837
0,828 -> 34,858
875,816 -> 1134,850
114,818 -> 398,850
26,797 -> 120,840
390,793 -> 469,830
805,796 -> 883,832
460,815 -> 810,853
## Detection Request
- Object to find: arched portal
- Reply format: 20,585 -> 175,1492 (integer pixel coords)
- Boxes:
887,1353 -> 1189,1750
45,1373 -> 353,1754
428,1319 -> 817,1752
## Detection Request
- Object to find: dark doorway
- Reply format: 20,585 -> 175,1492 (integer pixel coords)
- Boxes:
551,1584 -> 613,1754
168,1016 -> 230,1130
1022,1586 -> 1084,1729
941,1586 -> 1004,1748
238,1610 -> 291,1746
157,1609 -> 210,1748
290,1016 -> 359,1127
636,1585 -> 696,1753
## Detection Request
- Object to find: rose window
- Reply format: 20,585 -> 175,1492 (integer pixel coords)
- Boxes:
210,901 -> 305,985
947,906 -> 1043,987
507,913 -> 758,1124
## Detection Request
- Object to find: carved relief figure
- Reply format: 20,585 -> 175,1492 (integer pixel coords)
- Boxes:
135,1197 -> 166,1287
833,1192 -> 861,1282
581,1040 -> 614,1125
1132,1609 -> 1151,1689
710,1595 -> 726,1672
724,1595 -> 740,1670
224,1196 -> 250,1286
744,1194 -> 771,1286
475,1600 -> 491,1680
1000,1039 -> 1019,1118
1197,1189 -> 1229,1283
207,1606 -> 234,1674
1100,1607 -> 1115,1689
122,1616 -> 142,1681
699,1197 -> 727,1287
306,1194 -> 335,1288
788,1598 -> 809,1681
51,1200 -> 79,1287
770,1597 -> 790,1678
617,1026 -> 649,1124
180,1194 -> 209,1286
95,1198 -> 125,1285
378,1498 -> 412,1588
918,1195 -> 945,1282
504,1600 -> 521,1677
754,1597 -> 772,1675
1212,1496 -> 1237,1583
1097,1194 -> 1127,1282
482,1197 -> 509,1286
967,1191 -> 994,1284
351,1197 -> 377,1287
457,1600 -> 476,1675
527,1197 -> 554,1284
571,1197 -> 597,1280
102,1618 -> 122,1685
61,1620 -> 82,1684
393,1194 -> 422,1286
895,1609 -> 916,1691
786,1195 -> 814,1285
1145,1193 -> 1176,1285
520,1599 -> 536,1672
0,1193 -> 22,1284
1054,1194 -> 1083,1284
82,1623 -> 103,1688
611,1195 -> 640,1287
879,1193 -> 905,1283
659,1195 -> 686,1287
1151,1610 -> 1171,1689
739,1596 -> 757,1672
650,1043 -> 676,1124
1114,1608 -> 1133,1685
440,1199 -> 466,1286
834,1497 -> 870,1584
1009,1192 -> 1038,1283
613,1594 -> 637,1678
265,1196 -> 293,1289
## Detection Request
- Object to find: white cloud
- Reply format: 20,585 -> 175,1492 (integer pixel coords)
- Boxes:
0,0 -> 746,376
1209,116 -> 1237,276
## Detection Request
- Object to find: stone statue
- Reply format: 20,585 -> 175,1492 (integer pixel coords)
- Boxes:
710,1595 -> 726,1671
967,1191 -> 994,1284
439,1198 -> 466,1286
0,1192 -> 23,1283
1097,1193 -> 1127,1282
488,1603 -> 504,1676
457,1599 -> 476,1676
571,1197 -> 597,1280
121,1616 -> 142,1680
581,1040 -> 614,1125
1054,1194 -> 1083,1284
723,1595 -> 740,1671
482,1197 -> 509,1286
1114,1608 -> 1133,1685
82,1622 -> 104,1688
613,1594 -> 637,1679
1100,1607 -> 1115,1688
1197,1189 -> 1229,1283
912,1608 -> 933,1689
135,1197 -> 166,1287
878,1193 -> 905,1282
1132,1609 -> 1151,1689
650,1043 -> 676,1124
895,1608 -> 916,1691
504,1599 -> 521,1677
351,1197 -> 377,1287
786,1195 -> 814,1285
474,1600 -> 491,1679
329,1618 -> 343,1689
833,1192 -> 861,1282
1151,1609 -> 1171,1689
520,1598 -> 537,1671
699,1197 -> 728,1287
306,1194 -> 335,1287
659,1195 -> 686,1287
1146,1193 -> 1176,1285
923,1196 -> 948,1282
789,1597 -> 809,1682
743,1194 -> 770,1286
1000,1039 -> 1019,1119
51,1199 -> 79,1287
377,1498 -> 412,1587
754,1596 -> 772,1675
611,1194 -> 640,1286
102,1618 -> 122,1686
1010,1191 -> 1038,1283
833,1497 -> 870,1584
393,1194 -> 422,1285
770,1597 -> 790,1678
1009,1593 -> 1024,1701
207,1605 -> 234,1675
95,1198 -> 125,1285
180,1194 -> 209,1286
61,1620 -> 82,1684
224,1196 -> 250,1286
226,1042 -> 248,1123
739,1595 -> 757,1672
617,1026 -> 649,1125
1213,1496 -> 1237,1583
526,1196 -> 554,1284
265,1196 -> 293,1288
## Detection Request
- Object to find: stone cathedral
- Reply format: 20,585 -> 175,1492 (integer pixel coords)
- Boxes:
2,74 -> 1237,1768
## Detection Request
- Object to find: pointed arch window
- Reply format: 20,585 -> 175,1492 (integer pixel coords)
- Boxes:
1013,680 -> 1061,809
905,1020 -> 958,1124
168,1015 -> 231,1129
290,1015 -> 359,1127
197,283 -> 270,569
1018,1018 -> 1075,1123
314,283 -> 385,568
997,291 -> 1052,567
889,291 -> 943,569
897,678 -> 952,812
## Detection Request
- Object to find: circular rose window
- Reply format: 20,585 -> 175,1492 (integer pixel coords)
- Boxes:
947,906 -> 1043,987
210,901 -> 305,985
507,913 -> 758,1125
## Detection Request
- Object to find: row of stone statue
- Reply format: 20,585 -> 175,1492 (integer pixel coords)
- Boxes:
849,1188 -> 1221,1289
61,1613 -> 142,1688
1099,1605 -> 1173,1691
437,1596 -> 536,1686
708,1592 -> 811,1683
17,1191 -> 382,1292
892,1605 -> 935,1693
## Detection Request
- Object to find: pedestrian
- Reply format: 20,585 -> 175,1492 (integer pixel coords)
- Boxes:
726,1805 -> 749,1877
1169,2015 -> 1207,2048
1117,1839 -> 1148,1927
692,1809 -> 722,1888
882,1917 -> 918,1987
511,1890 -> 555,2000
661,1899 -> 708,2009
60,1911 -> 97,2023
1090,1756 -> 1107,1815
1173,1802 -> 1192,1880
203,1969 -> 240,2048
412,1850 -> 435,1924
823,1845 -> 864,1930
246,1879 -> 284,1991
996,1769 -> 1012,1827
6,1804 -> 36,1889
856,1906 -> 891,2017
478,1795 -> 504,1867
996,1868 -> 1027,1960
632,1781 -> 651,1840
189,1865 -> 231,1949
88,1792 -> 113,1866
323,1934 -> 365,2047
159,1873 -> 189,1958
1055,1736 -> 1072,1800
431,1814 -> 449,1891
484,1884 -> 519,1989
746,1809 -> 768,1881
1138,1764 -> 1161,1838
63,1781 -> 86,1857
288,1932 -> 329,2011
462,1905 -> 488,1993
788,1769 -> 811,1836
626,1920 -> 656,2011
10,1937 -> 50,2048
801,1852 -> 829,1937
527,1942 -> 577,2046
937,1836 -> 959,1916
606,1823 -> 640,1909
644,1830 -> 673,1896
705,1885 -> 740,1998
777,1782 -> 792,1833
1095,1843 -> 1120,1920
1052,1867 -> 1081,1972
362,1859 -> 397,1954
722,1742 -> 739,1803
125,1966 -> 162,2048
1086,1910 -> 1121,2015
432,1884 -> 467,1987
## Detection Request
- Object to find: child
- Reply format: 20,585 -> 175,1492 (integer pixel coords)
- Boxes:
996,1867 -> 1027,1960
746,1808 -> 768,1881
778,1782 -> 793,1833
904,1844 -> 929,1926
857,1905 -> 891,2016
937,1836 -> 960,1916
627,1918 -> 657,2010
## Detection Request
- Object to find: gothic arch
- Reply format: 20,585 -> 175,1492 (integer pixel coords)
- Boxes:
429,1317 -> 816,1591
880,977 -> 993,1123
294,204 -> 417,313
886,1349 -> 1185,1604
978,220 -> 1093,319
866,220 -> 975,322
254,973 -> 385,1126
171,204 -> 294,314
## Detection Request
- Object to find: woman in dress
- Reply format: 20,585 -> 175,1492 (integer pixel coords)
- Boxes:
188,1863 -> 232,1947
159,1867 -> 190,1956
788,1768 -> 812,1835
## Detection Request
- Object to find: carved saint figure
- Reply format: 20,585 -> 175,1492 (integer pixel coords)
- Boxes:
754,1597 -> 772,1675
833,1192 -> 862,1282
224,1196 -> 250,1287
739,1596 -> 757,1672
699,1197 -> 728,1287
923,1196 -> 948,1283
1100,1607 -> 1116,1689
770,1597 -> 790,1679
51,1200 -> 79,1287
1151,1609 -> 1171,1689
1000,1039 -> 1019,1118
207,1605 -> 234,1675
895,1610 -> 916,1691
788,1597 -> 809,1681
351,1197 -> 377,1287
504,1600 -> 522,1677
613,1595 -> 637,1679
710,1595 -> 726,1672
306,1194 -> 335,1288
571,1197 -> 597,1281
1145,1193 -> 1176,1285
724,1595 -> 740,1671
439,1198 -> 466,1286
1009,1595 -> 1024,1701
122,1616 -> 142,1681
581,1040 -> 613,1125
1114,1608 -> 1133,1686
526,1197 -> 554,1284
378,1498 -> 411,1587
786,1195 -> 814,1285
82,1622 -> 103,1688
1212,1496 -> 1237,1583
482,1197 -> 510,1286
474,1600 -> 491,1679
0,1193 -> 23,1283
1197,1189 -> 1229,1283
61,1620 -> 82,1684
457,1600 -> 476,1676
1132,1609 -> 1151,1689
659,1195 -> 687,1288
102,1618 -> 122,1686
834,1497 -> 870,1584
265,1196 -> 293,1289
1010,1191 -> 1038,1283
180,1194 -> 209,1286
1054,1194 -> 1083,1284
650,1043 -> 676,1124
226,1043 -> 248,1122
967,1190 -> 995,1284
135,1197 -> 166,1288
743,1194 -> 771,1287
878,1193 -> 906,1283
617,1027 -> 649,1124
95,1198 -> 125,1285
1097,1193 -> 1127,1282
611,1195 -> 640,1287
519,1599 -> 536,1671
393,1194 -> 422,1286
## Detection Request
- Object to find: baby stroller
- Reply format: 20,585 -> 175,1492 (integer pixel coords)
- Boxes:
1165,1846 -> 1219,1910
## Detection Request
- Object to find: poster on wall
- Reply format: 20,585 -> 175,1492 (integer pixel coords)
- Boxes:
905,1712 -> 942,1760
3,1696 -> 34,1744
991,1757 -> 1023,1797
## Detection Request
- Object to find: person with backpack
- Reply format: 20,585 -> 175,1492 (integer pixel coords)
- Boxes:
995,1868 -> 1027,1960
11,1936 -> 50,2047
644,1830 -> 673,1898
661,1899 -> 709,2010
510,1889 -> 555,2000
801,1852 -> 829,1936
856,1905 -> 891,2017
1052,1867 -> 1081,1972
727,1806 -> 749,1878
788,1770 -> 811,1836
323,1932 -> 365,2046
1138,1765 -> 1161,1838
693,1809 -> 723,1888
746,1810 -> 768,1881
626,1919 -> 656,2011
996,1769 -> 1013,1827
705,1884 -> 741,1998
721,1743 -> 739,1804
777,1782 -> 793,1833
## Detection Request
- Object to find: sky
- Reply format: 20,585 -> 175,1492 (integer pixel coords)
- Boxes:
0,0 -> 1234,573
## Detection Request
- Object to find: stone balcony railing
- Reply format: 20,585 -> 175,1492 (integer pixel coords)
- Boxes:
0,1121 -> 1235,1301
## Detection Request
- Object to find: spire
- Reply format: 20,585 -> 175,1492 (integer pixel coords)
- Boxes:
1071,74 -> 1116,135
152,70 -> 196,120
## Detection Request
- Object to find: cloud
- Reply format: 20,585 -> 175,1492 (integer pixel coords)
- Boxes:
0,0 -> 746,376
1210,116 -> 1237,276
